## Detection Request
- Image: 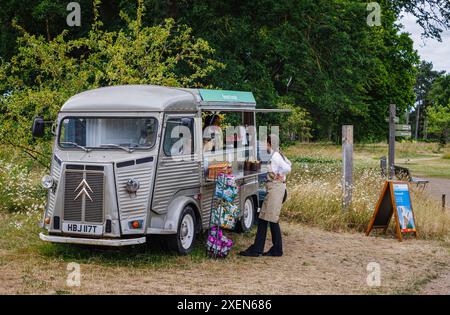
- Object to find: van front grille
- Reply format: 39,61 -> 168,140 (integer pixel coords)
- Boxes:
84,173 -> 104,222
63,169 -> 104,223
63,172 -> 83,221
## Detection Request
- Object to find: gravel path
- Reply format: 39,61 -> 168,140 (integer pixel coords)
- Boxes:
420,177 -> 450,210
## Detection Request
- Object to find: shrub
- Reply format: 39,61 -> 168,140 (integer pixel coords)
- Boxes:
0,160 -> 46,213
0,0 -> 223,167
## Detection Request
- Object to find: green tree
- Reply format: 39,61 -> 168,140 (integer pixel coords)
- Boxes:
425,73 -> 450,143
0,0 -> 223,166
165,0 -> 419,142
1,0 -> 437,144
412,61 -> 444,139
278,99 -> 312,143
427,103 -> 450,146
428,74 -> 450,107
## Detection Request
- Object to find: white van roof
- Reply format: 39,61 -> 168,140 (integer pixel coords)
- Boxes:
60,85 -> 257,112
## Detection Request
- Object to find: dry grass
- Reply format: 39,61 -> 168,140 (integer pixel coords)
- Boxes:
411,189 -> 450,240
282,143 -> 450,241
284,141 -> 448,165
282,164 -> 383,232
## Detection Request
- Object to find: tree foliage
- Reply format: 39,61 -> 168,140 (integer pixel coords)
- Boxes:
426,73 -> 450,143
0,0 -> 223,166
427,103 -> 450,145
1,0 -> 446,146
278,99 -> 312,143
412,60 -> 444,138
428,74 -> 450,107
391,0 -> 450,41
162,0 -> 419,141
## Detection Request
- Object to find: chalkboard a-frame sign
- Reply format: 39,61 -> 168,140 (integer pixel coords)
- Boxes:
366,181 -> 418,241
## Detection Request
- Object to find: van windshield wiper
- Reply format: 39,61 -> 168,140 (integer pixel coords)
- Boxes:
100,144 -> 134,153
60,141 -> 91,152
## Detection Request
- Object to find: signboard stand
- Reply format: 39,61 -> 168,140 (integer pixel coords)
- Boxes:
366,180 -> 417,241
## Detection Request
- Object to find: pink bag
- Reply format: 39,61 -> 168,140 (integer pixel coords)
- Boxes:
206,226 -> 233,258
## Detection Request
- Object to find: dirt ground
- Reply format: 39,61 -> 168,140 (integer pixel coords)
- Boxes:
1,222 -> 449,295
422,272 -> 450,294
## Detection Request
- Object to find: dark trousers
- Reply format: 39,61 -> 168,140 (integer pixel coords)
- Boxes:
253,218 -> 283,255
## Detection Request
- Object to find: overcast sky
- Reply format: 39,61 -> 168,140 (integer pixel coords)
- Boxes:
399,13 -> 450,73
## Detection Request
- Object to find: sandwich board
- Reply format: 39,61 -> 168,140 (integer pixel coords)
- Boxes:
366,181 -> 417,241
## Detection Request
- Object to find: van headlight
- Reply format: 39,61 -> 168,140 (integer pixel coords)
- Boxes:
41,175 -> 54,189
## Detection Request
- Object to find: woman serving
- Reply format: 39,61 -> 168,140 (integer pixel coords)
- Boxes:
239,134 -> 291,257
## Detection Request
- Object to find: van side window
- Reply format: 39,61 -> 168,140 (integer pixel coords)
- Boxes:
163,117 -> 194,156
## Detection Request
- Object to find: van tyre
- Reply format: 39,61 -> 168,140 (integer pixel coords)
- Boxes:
168,206 -> 197,255
236,197 -> 255,233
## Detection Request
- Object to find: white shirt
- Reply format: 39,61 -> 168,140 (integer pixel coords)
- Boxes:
269,151 -> 292,180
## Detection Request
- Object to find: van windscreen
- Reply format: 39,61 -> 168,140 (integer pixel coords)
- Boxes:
59,117 -> 158,151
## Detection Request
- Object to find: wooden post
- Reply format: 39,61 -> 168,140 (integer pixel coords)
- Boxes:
342,125 -> 353,210
415,101 -> 420,140
380,156 -> 387,177
442,194 -> 446,212
389,104 -> 396,179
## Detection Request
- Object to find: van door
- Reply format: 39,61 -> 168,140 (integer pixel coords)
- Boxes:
151,114 -> 201,215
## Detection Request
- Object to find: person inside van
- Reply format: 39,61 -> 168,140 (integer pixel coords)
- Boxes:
203,114 -> 222,152
203,135 -> 214,153
239,134 -> 291,257
139,129 -> 149,146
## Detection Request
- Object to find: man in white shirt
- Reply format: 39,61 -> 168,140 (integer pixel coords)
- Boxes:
240,134 -> 291,257
268,150 -> 292,182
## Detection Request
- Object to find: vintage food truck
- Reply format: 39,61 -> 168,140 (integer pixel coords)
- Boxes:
34,85 -> 283,254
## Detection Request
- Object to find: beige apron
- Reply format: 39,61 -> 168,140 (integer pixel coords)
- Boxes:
259,174 -> 286,223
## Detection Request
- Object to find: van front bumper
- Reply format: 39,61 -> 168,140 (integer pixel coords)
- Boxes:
39,233 -> 146,246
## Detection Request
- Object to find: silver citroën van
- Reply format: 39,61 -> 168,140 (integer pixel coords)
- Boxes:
34,85 -> 275,254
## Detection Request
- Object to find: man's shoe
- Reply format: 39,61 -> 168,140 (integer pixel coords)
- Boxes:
262,247 -> 283,256
239,250 -> 261,257
262,251 -> 283,257
239,245 -> 261,257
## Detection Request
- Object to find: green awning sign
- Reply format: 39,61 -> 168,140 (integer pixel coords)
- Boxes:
199,89 -> 256,103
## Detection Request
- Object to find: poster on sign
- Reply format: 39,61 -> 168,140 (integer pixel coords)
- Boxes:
393,183 -> 416,233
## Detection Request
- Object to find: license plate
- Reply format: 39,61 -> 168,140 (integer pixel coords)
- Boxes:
62,222 -> 103,236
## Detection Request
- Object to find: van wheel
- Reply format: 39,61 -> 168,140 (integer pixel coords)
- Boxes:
236,197 -> 255,233
168,206 -> 197,255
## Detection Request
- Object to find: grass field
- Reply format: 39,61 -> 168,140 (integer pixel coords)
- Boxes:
282,141 -> 450,240
284,141 -> 449,174
1,141 -> 450,294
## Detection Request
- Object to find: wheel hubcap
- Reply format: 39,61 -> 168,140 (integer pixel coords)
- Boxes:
180,214 -> 194,249
244,199 -> 253,229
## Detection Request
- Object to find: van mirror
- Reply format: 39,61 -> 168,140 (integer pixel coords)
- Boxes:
32,116 -> 45,138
